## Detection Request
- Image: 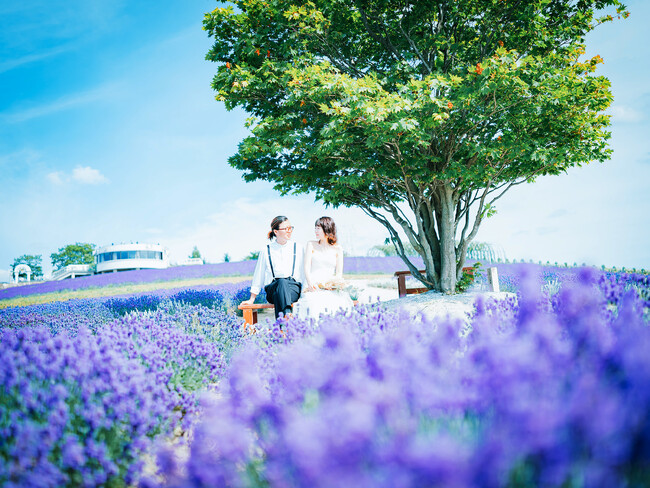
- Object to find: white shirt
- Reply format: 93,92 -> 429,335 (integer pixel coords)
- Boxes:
250,239 -> 304,295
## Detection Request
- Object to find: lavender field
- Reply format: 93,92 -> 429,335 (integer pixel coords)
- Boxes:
0,256 -> 418,303
1,262 -> 649,487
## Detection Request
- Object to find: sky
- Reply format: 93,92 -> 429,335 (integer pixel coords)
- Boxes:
1,1 -> 648,282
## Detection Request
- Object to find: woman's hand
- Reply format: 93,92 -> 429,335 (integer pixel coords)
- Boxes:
319,279 -> 346,290
241,292 -> 257,305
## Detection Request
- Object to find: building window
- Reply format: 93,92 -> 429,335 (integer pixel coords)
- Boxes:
97,249 -> 164,262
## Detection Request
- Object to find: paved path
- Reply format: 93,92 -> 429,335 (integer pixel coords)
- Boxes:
349,278 -> 514,323
384,289 -> 514,322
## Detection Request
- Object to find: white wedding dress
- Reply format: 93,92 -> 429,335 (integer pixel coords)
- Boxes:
294,245 -> 353,320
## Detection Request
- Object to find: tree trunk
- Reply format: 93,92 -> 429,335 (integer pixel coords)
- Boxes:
438,186 -> 457,294
360,184 -> 465,294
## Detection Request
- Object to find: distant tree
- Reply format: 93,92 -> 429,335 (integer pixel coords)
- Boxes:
369,238 -> 503,261
368,238 -> 418,257
205,0 -> 626,293
190,246 -> 202,259
223,253 -> 231,262
465,241 -> 506,262
12,255 -> 43,279
244,251 -> 260,261
50,243 -> 95,271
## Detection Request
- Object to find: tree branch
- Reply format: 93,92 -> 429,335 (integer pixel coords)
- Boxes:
359,205 -> 436,288
397,13 -> 432,75
354,1 -> 405,63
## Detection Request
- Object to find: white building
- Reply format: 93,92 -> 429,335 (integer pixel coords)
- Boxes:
94,243 -> 169,274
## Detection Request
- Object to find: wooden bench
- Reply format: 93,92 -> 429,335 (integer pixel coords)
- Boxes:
394,267 -> 474,298
240,266 -> 496,326
237,302 -> 276,327
238,300 -> 359,326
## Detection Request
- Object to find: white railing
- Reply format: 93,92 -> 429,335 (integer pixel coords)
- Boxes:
52,264 -> 93,281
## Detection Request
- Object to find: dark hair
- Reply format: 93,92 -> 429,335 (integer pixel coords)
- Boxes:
315,216 -> 337,245
268,216 -> 289,240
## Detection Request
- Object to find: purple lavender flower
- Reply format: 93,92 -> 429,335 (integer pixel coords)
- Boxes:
151,265 -> 650,488
0,326 -> 171,487
2,263 -> 649,487
1,293 -> 251,486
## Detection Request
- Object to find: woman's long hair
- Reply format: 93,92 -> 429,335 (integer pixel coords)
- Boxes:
268,216 -> 289,240
316,216 -> 337,245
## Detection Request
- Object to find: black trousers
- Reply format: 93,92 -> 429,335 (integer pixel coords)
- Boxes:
265,278 -> 302,318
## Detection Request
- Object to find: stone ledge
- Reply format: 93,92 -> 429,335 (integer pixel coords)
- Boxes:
382,289 -> 516,322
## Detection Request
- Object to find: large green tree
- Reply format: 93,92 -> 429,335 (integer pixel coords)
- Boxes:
50,243 -> 95,271
12,255 -> 43,280
204,0 -> 627,292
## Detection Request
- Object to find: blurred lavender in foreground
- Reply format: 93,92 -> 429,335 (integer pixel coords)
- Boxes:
0,326 -> 171,487
1,264 -> 649,487
0,295 -> 249,487
153,269 -> 650,488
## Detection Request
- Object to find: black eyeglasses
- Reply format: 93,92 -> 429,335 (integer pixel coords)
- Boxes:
278,226 -> 294,232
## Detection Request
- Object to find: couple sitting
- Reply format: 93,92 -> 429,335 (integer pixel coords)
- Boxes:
241,215 -> 353,320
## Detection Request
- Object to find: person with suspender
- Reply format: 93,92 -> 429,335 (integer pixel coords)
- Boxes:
242,216 -> 304,319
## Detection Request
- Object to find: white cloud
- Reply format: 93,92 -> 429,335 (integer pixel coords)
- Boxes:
159,196 -> 388,265
72,166 -> 109,184
0,45 -> 72,74
2,83 -> 122,123
45,166 -> 109,185
0,268 -> 11,284
535,226 -> 559,236
47,171 -> 64,185
547,209 -> 569,219
609,105 -> 644,123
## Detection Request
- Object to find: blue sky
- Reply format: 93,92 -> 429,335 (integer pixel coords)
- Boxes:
1,1 -> 648,282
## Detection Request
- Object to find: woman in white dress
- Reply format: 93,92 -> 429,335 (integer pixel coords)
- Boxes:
295,217 -> 353,320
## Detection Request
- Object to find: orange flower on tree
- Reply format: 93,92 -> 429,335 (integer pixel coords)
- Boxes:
498,40 -> 504,48
256,49 -> 261,56
302,118 -> 307,124
447,102 -> 453,109
226,62 -> 231,69
475,63 -> 483,75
